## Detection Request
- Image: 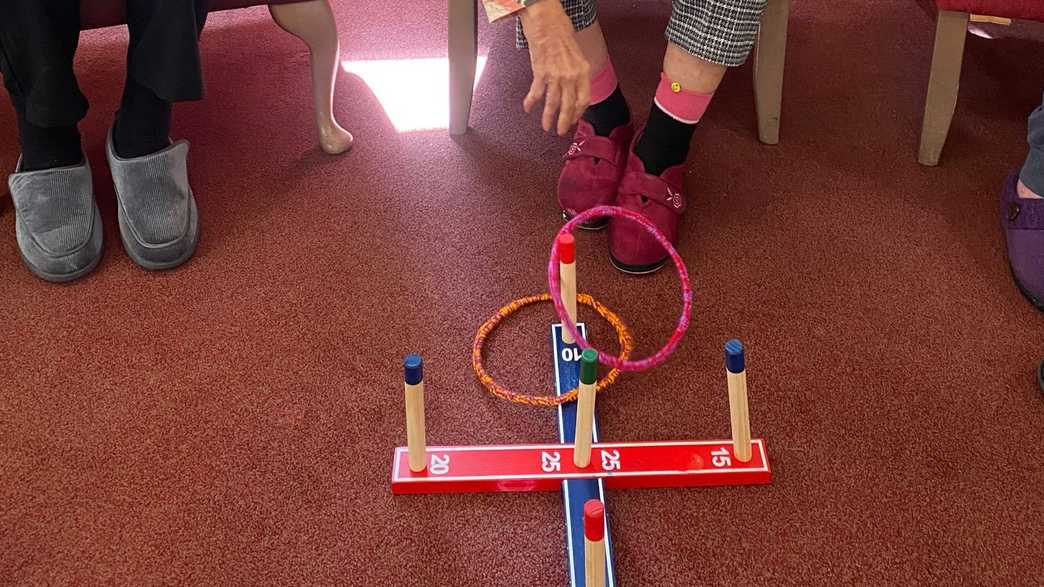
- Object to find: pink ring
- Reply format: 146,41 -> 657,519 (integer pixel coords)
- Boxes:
548,205 -> 693,372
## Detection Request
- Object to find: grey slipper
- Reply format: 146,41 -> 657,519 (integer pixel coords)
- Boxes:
7,157 -> 103,283
106,129 -> 199,271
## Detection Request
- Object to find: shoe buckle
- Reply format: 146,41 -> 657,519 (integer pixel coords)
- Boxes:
1009,202 -> 1021,222
665,187 -> 683,210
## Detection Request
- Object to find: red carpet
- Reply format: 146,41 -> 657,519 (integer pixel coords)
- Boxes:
2,1 -> 1043,584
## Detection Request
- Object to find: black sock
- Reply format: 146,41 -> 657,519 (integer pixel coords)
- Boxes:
113,76 -> 172,158
582,86 -> 630,136
634,103 -> 696,176
15,111 -> 82,172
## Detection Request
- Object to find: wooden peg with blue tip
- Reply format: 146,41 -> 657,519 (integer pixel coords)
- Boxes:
725,339 -> 752,462
404,354 -> 427,472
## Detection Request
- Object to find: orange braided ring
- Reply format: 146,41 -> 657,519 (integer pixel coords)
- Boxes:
472,293 -> 635,407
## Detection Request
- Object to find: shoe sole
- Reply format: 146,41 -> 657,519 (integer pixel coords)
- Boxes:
17,206 -> 104,284
121,221 -> 199,271
20,247 -> 102,283
561,210 -> 608,231
119,197 -> 200,271
1009,264 -> 1044,312
609,253 -> 667,275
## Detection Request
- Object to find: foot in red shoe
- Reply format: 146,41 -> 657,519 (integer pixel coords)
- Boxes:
609,133 -> 687,274
557,119 -> 635,231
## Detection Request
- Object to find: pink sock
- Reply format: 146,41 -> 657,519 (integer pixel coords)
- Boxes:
589,60 -> 619,106
653,73 -> 714,125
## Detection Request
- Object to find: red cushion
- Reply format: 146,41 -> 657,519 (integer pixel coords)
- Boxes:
80,0 -> 309,30
936,0 -> 1044,21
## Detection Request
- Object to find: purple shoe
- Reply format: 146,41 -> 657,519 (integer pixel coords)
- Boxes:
557,120 -> 634,230
1000,171 -> 1044,311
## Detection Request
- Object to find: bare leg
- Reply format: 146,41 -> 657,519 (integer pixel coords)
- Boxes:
1019,181 -> 1041,198
270,0 -> 353,154
663,42 -> 726,94
575,21 -> 610,75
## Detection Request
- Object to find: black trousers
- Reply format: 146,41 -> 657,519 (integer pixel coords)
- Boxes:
0,0 -> 209,128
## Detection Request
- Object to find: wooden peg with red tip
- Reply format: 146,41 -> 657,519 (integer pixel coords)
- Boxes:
584,499 -> 606,587
558,233 -> 579,344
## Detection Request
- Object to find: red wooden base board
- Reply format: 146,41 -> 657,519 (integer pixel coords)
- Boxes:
391,439 -> 771,495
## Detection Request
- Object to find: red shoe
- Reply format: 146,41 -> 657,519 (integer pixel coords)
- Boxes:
557,119 -> 635,230
608,135 -> 687,274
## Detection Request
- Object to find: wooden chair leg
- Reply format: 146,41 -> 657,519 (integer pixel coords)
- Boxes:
270,0 -> 354,154
753,0 -> 789,145
918,10 -> 969,166
449,0 -> 478,136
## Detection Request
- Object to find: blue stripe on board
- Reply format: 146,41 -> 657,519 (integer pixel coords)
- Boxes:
551,324 -> 616,587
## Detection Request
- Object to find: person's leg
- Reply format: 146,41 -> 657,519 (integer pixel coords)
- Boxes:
634,44 -> 724,175
1019,93 -> 1044,199
2,1 -> 103,283
1002,92 -> 1044,310
574,21 -> 609,74
0,0 -> 86,171
114,0 -> 209,158
575,22 -> 629,135
609,0 -> 766,273
107,0 -> 209,271
635,0 -> 766,176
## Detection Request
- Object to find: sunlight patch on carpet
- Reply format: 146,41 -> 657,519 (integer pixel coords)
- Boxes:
342,57 -> 489,132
